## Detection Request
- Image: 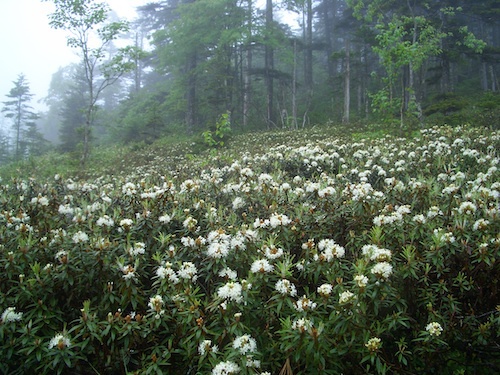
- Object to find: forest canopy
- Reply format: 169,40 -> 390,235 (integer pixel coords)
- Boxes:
1,0 -> 499,164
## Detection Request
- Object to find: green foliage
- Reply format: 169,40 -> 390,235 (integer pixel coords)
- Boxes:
0,124 -> 499,374
202,112 -> 232,149
425,92 -> 500,129
43,0 -> 137,166
2,73 -> 43,161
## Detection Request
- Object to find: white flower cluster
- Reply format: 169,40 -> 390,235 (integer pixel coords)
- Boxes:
1,307 -> 23,323
218,281 -> 244,303
232,334 -> 257,355
48,333 -> 71,350
275,279 -> 298,296
426,322 -> 444,336
198,339 -> 218,356
253,213 -> 292,229
339,290 -> 356,305
361,244 -> 392,262
212,361 -> 240,375
373,205 -> 411,226
292,317 -> 314,333
294,295 -> 317,312
148,295 -> 165,319
250,259 -> 274,274
96,215 -> 114,227
314,239 -> 345,261
128,242 -> 146,256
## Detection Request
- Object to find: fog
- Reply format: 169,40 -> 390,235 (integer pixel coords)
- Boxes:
0,0 -> 149,125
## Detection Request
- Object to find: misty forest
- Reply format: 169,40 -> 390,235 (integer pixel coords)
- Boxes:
0,1 -> 499,375
0,0 -> 498,164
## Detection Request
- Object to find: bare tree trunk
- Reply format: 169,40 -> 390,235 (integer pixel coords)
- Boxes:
323,0 -> 336,80
481,62 -> 489,91
304,0 -> 313,90
292,39 -> 298,129
342,38 -> 350,124
490,65 -> 498,92
134,32 -> 143,94
186,54 -> 197,133
265,0 -> 274,128
243,0 -> 253,128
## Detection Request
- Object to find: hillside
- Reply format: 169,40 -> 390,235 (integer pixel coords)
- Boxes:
0,124 -> 499,374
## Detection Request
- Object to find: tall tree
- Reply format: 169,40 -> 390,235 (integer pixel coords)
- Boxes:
265,0 -> 275,127
347,0 -> 486,125
0,127 -> 12,165
2,74 -> 40,161
43,0 -> 138,166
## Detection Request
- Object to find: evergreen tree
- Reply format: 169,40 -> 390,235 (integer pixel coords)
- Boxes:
2,74 -> 42,161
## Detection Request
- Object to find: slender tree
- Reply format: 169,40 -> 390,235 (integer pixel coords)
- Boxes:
2,74 -> 40,161
43,0 -> 138,166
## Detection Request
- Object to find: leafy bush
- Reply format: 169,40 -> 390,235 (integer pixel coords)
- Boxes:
1,125 -> 499,374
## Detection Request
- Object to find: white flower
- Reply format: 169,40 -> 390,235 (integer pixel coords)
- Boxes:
159,214 -> 172,224
122,182 -> 137,195
31,195 -> 49,206
315,239 -> 345,261
233,334 -> 257,355
177,262 -> 198,281
55,250 -> 68,263
58,204 -> 74,216
148,295 -> 164,313
275,279 -> 297,296
268,213 -> 292,228
365,337 -> 382,351
426,322 -> 443,336
48,333 -> 71,349
218,267 -> 238,280
72,231 -> 89,243
96,215 -> 114,227
362,244 -> 392,262
294,295 -> 317,312
128,242 -> 146,256
339,290 -> 356,304
292,317 -> 313,333
457,201 -> 477,215
232,197 -> 246,210
207,241 -> 231,259
212,361 -> 240,375
354,274 -> 368,288
317,283 -> 333,297
250,259 -> 274,273
156,263 -> 179,284
371,262 -> 393,280
217,281 -> 243,303
473,219 -> 489,231
121,264 -> 137,280
119,218 -> 134,228
198,339 -> 218,356
1,307 -> 23,322
183,216 -> 198,230
263,245 -> 284,259
412,214 -> 426,224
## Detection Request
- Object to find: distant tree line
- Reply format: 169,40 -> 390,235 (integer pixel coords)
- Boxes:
1,0 -> 499,165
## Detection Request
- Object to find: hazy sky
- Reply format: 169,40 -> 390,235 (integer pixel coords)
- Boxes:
0,0 -> 150,117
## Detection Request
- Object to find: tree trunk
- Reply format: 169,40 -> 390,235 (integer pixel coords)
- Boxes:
292,39 -> 298,129
323,0 -> 336,80
186,53 -> 197,133
342,38 -> 350,124
304,0 -> 313,91
243,0 -> 253,128
265,0 -> 274,128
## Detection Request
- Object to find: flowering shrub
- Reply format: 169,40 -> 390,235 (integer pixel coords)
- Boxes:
0,125 -> 499,374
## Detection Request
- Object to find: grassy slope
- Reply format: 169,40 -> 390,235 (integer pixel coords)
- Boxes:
0,123 -> 387,182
